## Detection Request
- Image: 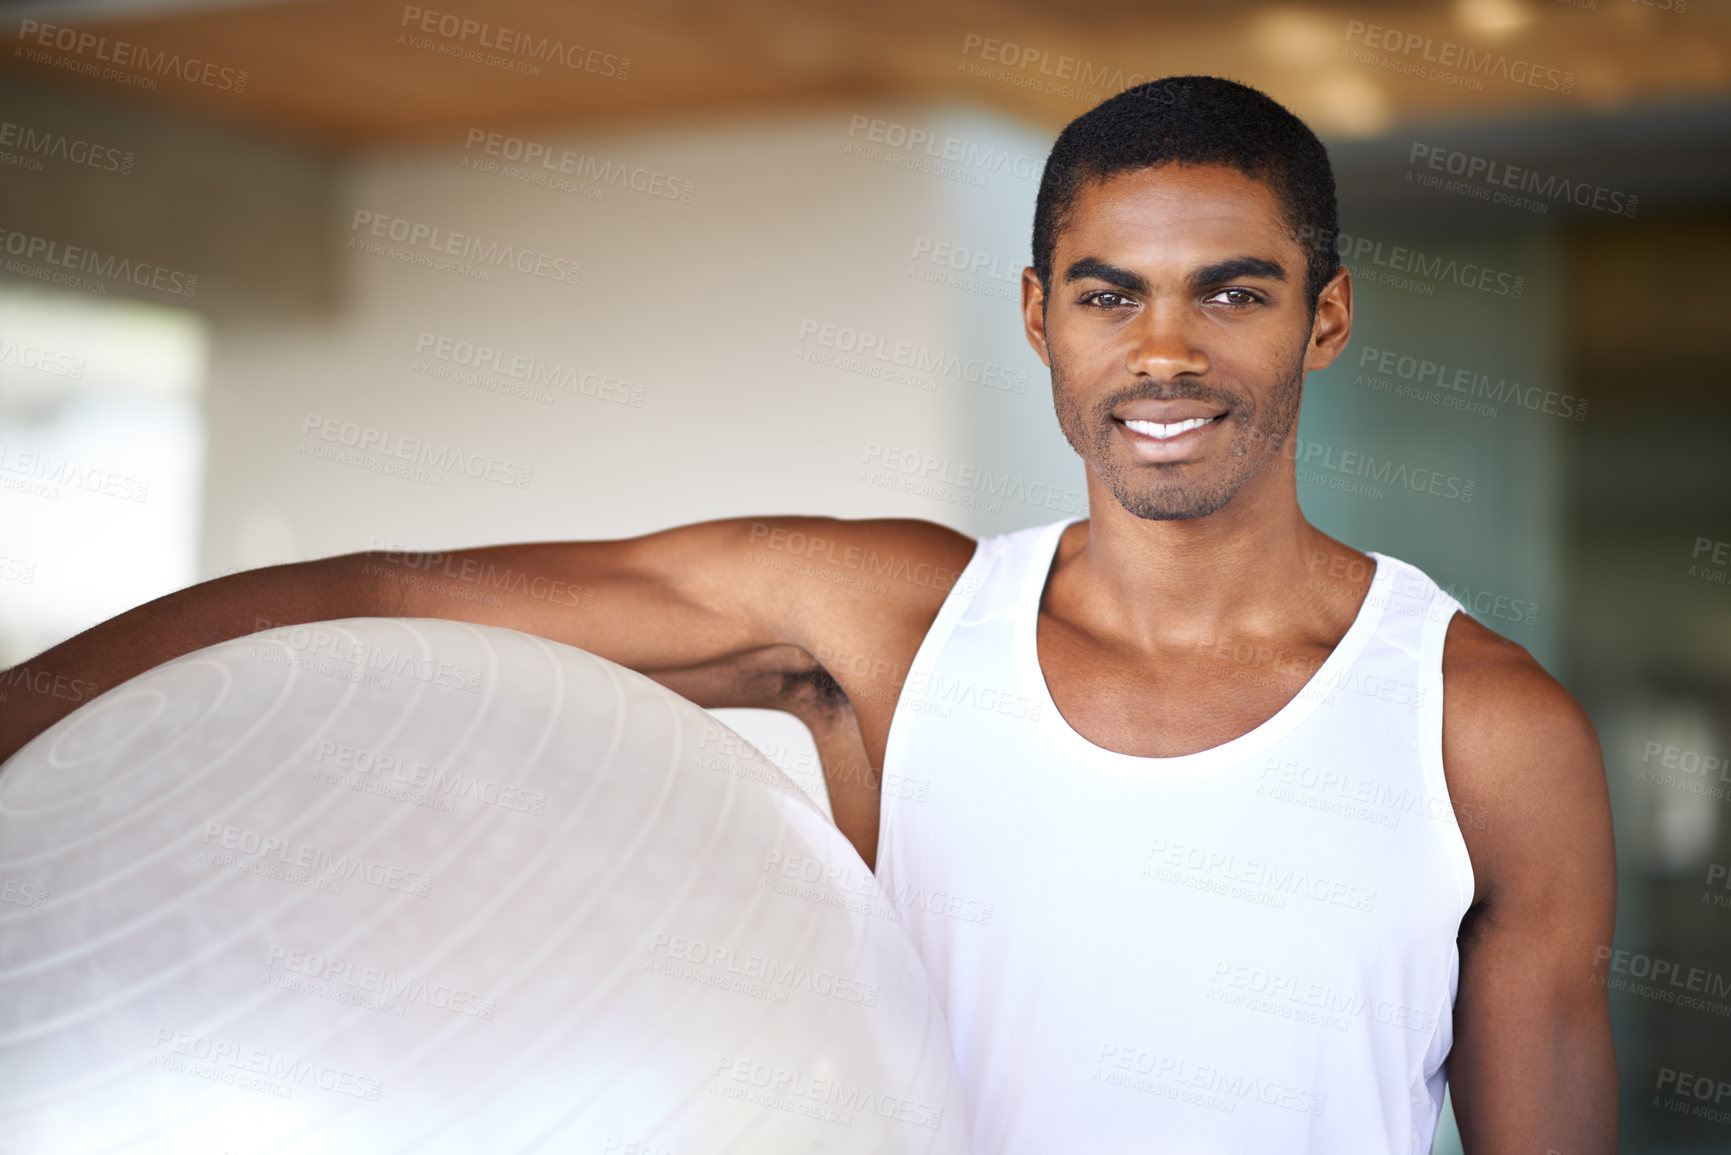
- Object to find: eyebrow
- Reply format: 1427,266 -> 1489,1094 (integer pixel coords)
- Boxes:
1062,258 -> 1145,292
1191,256 -> 1287,287
1061,255 -> 1287,293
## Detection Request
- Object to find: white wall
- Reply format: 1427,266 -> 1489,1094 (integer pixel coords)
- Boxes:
200,102 -> 1081,575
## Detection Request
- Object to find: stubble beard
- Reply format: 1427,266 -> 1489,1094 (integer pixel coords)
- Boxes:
1050,344 -> 1307,522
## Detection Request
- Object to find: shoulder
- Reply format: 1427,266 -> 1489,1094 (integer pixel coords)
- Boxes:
1440,611 -> 1613,910
1442,612 -> 1599,772
638,514 -> 975,591
694,514 -> 977,644
720,517 -> 979,761
827,515 -> 980,567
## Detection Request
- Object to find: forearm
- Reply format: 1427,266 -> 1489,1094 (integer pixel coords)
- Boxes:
0,518 -> 867,765
0,553 -> 390,764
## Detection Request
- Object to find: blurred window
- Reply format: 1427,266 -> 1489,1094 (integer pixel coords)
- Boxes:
0,282 -> 207,665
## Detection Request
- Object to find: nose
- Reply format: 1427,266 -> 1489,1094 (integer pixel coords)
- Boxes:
1125,302 -> 1209,381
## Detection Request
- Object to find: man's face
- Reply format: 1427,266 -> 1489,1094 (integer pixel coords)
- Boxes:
1022,163 -> 1348,521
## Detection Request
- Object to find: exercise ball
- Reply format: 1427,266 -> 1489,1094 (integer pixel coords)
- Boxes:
0,618 -> 971,1154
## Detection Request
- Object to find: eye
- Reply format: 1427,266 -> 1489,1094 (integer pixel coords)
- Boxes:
1206,287 -> 1264,307
1081,290 -> 1133,309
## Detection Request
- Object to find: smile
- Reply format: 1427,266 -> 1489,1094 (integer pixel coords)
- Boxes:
1120,415 -> 1223,441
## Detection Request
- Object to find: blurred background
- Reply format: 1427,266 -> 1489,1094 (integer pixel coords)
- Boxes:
0,0 -> 1727,1148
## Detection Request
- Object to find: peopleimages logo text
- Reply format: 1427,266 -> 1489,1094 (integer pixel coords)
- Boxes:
300,414 -> 534,489
959,33 -> 1190,101
15,18 -> 249,91
0,228 -> 197,297
845,116 -> 1043,181
1302,227 -> 1524,299
1343,20 -> 1573,93
0,120 -> 133,174
798,318 -> 1028,394
398,6 -> 629,78
1356,345 -> 1586,421
349,211 -> 580,285
1408,143 -> 1637,217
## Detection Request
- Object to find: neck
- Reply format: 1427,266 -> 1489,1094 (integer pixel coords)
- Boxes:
1065,462 -> 1355,647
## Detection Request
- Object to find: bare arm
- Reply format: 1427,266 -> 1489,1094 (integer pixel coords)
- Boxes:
650,645 -> 883,867
1442,614 -> 1619,1154
0,516 -> 964,766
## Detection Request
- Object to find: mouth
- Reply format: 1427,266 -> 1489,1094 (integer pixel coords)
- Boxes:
1110,410 -> 1228,463
1118,415 -> 1224,441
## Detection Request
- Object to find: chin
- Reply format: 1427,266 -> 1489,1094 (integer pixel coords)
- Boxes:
1105,473 -> 1242,522
1121,495 -> 1235,522
1093,464 -> 1246,522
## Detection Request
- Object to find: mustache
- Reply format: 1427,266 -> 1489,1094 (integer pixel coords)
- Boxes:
1092,379 -> 1248,417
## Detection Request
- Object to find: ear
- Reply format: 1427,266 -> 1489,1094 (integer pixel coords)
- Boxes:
1021,267 -> 1052,368
1303,266 -> 1353,372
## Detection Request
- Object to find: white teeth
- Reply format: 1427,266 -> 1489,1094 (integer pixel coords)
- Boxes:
1123,416 -> 1214,440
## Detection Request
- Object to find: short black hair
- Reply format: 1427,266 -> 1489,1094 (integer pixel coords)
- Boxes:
1032,75 -> 1340,311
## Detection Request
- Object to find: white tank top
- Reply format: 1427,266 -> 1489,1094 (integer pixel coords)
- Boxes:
877,516 -> 1476,1154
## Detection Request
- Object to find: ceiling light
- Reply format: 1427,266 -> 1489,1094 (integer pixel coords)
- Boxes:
1251,8 -> 1340,68
1310,72 -> 1394,137
1454,0 -> 1537,37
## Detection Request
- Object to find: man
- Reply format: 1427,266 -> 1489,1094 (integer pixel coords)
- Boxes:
0,77 -> 1615,1152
